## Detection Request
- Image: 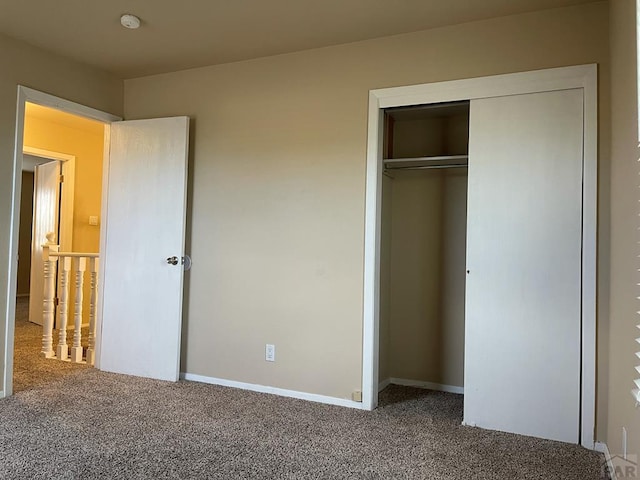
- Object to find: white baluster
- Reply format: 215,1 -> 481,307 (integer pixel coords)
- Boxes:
56,256 -> 71,361
86,257 -> 99,366
70,257 -> 86,363
41,238 -> 58,358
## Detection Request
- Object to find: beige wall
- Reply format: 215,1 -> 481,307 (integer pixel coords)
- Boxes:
439,171 -> 467,386
392,115 -> 468,159
124,2 -> 610,402
383,169 -> 467,388
0,32 -> 122,390
23,113 -> 105,254
17,172 -> 34,296
388,170 -> 445,383
606,0 -> 640,457
379,175 -> 392,382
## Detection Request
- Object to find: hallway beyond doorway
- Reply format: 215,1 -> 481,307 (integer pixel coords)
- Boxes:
13,296 -> 88,393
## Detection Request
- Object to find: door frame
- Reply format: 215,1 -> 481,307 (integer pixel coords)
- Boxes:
24,146 -> 76,254
361,64 -> 598,448
2,86 -> 120,397
22,145 -> 76,255
24,147 -> 76,326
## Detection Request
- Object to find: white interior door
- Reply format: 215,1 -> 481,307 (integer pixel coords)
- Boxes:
28,160 -> 61,326
99,117 -> 189,381
464,89 -> 583,443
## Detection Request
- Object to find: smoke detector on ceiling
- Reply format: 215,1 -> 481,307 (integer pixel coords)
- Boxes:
120,14 -> 141,29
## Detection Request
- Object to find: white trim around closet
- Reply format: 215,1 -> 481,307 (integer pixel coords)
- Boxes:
361,64 -> 598,449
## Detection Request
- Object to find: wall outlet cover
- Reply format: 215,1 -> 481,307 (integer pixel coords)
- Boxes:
265,344 -> 275,362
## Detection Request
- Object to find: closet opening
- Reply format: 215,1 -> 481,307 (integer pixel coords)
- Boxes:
378,100 -> 469,402
365,66 -> 597,446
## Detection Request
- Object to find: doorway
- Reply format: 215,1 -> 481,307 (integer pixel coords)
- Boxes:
379,101 -> 468,396
22,145 -> 76,328
12,101 -> 108,392
2,87 -> 120,397
362,65 -> 598,448
3,86 -> 191,398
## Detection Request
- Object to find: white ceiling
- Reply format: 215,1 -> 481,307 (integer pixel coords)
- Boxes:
0,0 -> 598,79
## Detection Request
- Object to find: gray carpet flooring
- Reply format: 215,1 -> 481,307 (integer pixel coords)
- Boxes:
11,296 -> 90,393
2,297 -> 606,479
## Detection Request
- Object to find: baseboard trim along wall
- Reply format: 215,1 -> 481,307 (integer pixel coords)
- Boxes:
595,441 -> 613,465
0,390 -> 4,398
378,378 -> 392,392
181,373 -> 365,410
379,378 -> 465,395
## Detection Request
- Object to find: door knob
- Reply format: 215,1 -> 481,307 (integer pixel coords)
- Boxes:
166,256 -> 179,265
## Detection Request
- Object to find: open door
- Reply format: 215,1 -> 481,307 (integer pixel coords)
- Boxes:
99,117 -> 189,382
28,160 -> 61,326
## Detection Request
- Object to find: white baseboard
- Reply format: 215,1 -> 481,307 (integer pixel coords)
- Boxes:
181,372 -> 365,410
378,378 -> 392,392
595,442 -> 613,477
0,390 -> 4,399
594,441 -> 608,454
382,377 -> 464,395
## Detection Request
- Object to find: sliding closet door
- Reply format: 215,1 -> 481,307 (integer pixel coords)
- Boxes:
464,89 -> 583,443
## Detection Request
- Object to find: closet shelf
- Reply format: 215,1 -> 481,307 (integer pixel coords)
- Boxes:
384,155 -> 468,170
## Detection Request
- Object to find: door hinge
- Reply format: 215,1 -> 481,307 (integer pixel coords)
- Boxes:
59,174 -> 64,183
54,297 -> 59,306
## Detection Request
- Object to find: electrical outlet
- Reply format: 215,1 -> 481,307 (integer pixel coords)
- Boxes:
265,344 -> 275,362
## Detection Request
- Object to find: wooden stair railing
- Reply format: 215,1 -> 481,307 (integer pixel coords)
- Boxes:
41,234 -> 99,365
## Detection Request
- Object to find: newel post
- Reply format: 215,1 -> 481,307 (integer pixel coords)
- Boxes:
41,232 -> 58,358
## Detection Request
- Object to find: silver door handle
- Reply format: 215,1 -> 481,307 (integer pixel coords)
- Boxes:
166,256 -> 179,265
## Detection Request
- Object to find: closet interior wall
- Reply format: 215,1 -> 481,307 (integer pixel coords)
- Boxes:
379,103 -> 469,391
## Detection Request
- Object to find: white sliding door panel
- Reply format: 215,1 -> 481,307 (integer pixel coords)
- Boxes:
99,117 -> 189,382
464,89 -> 583,443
